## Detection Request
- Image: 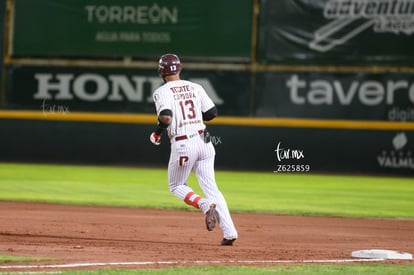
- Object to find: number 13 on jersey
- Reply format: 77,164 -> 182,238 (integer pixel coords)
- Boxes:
179,100 -> 196,120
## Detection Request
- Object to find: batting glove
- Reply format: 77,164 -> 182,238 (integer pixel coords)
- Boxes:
150,132 -> 161,145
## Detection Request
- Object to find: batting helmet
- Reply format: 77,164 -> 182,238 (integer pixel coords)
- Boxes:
158,54 -> 181,77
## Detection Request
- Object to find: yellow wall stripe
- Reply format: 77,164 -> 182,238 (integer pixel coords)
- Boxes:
0,110 -> 413,131
214,116 -> 414,130
0,110 -> 156,124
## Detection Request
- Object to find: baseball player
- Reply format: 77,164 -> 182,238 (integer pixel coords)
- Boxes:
150,53 -> 238,246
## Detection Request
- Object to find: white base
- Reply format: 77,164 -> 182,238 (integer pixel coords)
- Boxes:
351,249 -> 412,260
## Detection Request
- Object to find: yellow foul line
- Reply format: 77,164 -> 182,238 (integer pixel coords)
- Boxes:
0,110 -> 413,130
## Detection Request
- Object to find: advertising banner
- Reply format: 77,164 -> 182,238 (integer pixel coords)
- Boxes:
255,71 -> 414,121
213,125 -> 414,175
257,0 -> 414,65
0,119 -> 412,175
12,0 -> 252,61
0,0 -> 4,108
7,66 -> 414,121
5,65 -> 251,116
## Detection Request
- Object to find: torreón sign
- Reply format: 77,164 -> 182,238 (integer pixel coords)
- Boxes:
12,0 -> 252,59
85,4 -> 178,24
33,74 -> 224,105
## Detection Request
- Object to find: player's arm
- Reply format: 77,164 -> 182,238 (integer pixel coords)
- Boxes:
198,84 -> 217,121
155,109 -> 172,135
150,109 -> 172,145
202,106 -> 217,121
198,87 -> 216,143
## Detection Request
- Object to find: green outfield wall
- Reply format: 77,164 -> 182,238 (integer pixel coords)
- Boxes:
10,0 -> 414,65
0,0 -> 5,107
0,118 -> 413,175
1,0 -> 414,175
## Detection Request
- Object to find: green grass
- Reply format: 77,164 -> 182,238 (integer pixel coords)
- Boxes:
54,264 -> 414,274
0,163 -> 413,218
0,254 -> 51,263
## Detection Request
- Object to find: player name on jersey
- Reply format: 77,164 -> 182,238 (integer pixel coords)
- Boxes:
170,85 -> 196,101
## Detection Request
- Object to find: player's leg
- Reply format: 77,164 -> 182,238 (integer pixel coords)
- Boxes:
168,140 -> 207,210
193,142 -> 238,240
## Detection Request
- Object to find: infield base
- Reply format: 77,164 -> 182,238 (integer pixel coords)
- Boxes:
351,249 -> 412,260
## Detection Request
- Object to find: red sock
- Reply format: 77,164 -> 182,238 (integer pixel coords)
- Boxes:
184,192 -> 201,209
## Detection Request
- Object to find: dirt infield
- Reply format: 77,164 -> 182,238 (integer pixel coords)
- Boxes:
1,201 -> 413,271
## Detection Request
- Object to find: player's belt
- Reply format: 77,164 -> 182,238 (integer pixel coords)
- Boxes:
175,130 -> 203,141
